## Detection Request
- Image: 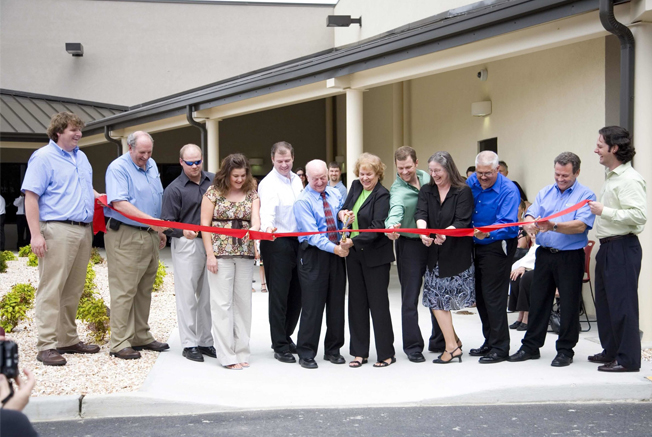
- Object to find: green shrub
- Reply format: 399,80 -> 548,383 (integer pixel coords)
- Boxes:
90,247 -> 104,265
153,261 -> 167,292
76,262 -> 110,343
0,256 -> 6,274
1,251 -> 17,261
18,245 -> 32,257
27,252 -> 38,267
0,283 -> 36,333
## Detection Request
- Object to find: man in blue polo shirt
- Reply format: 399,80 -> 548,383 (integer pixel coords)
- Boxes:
105,131 -> 169,360
467,151 -> 520,363
22,112 -> 101,366
509,152 -> 595,367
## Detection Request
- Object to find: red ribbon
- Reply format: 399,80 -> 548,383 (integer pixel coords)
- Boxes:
94,195 -> 589,241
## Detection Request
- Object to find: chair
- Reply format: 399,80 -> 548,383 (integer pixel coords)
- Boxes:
579,240 -> 596,332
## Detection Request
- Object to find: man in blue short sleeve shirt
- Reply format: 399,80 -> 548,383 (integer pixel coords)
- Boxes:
509,152 -> 595,367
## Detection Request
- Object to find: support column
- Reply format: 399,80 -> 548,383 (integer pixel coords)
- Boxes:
325,97 -> 334,163
346,89 -> 363,189
402,81 -> 412,147
632,22 -> 652,345
206,118 -> 220,173
120,137 -> 129,154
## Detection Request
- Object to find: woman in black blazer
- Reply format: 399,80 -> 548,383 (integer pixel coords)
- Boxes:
337,153 -> 396,368
415,151 -> 475,364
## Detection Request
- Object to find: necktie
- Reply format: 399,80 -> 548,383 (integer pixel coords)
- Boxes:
321,192 -> 339,244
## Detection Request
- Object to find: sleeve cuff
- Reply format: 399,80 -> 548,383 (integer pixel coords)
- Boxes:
601,206 -> 615,221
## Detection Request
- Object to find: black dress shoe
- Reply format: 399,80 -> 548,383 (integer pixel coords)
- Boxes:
597,361 -> 640,373
198,346 -> 217,358
299,358 -> 318,369
428,347 -> 446,354
132,341 -> 170,352
469,345 -> 491,357
289,343 -> 298,354
508,349 -> 540,362
324,353 -> 346,364
274,352 -> 297,363
407,352 -> 426,363
478,352 -> 507,364
509,321 -> 522,330
516,323 -> 528,332
588,351 -> 613,364
182,347 -> 204,362
551,352 -> 573,367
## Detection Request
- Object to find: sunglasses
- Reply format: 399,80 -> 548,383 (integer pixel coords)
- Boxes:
183,159 -> 202,166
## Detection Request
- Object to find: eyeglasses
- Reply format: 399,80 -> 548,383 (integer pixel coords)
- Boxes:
183,160 -> 202,166
476,171 -> 495,178
297,173 -> 305,177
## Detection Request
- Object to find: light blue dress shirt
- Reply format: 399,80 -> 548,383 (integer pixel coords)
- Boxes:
333,181 -> 347,201
294,185 -> 343,254
526,179 -> 596,251
104,153 -> 164,227
467,172 -> 520,244
21,140 -> 94,222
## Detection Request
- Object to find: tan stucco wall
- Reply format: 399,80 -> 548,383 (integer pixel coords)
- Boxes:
0,0 -> 334,106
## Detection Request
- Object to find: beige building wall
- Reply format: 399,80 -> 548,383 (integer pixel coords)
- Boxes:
0,0 -> 334,105
362,85 -> 395,190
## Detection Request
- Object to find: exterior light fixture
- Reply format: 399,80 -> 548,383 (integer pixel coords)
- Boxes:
327,15 -> 362,27
472,101 -> 492,117
65,43 -> 84,57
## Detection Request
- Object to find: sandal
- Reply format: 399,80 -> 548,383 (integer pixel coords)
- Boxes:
224,363 -> 243,370
349,358 -> 368,368
433,346 -> 462,364
252,287 -> 256,293
261,282 -> 267,293
240,362 -> 250,368
373,357 -> 396,368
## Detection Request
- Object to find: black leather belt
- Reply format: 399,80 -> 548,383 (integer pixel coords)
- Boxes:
122,222 -> 154,232
48,220 -> 90,227
540,246 -> 560,253
599,233 -> 634,245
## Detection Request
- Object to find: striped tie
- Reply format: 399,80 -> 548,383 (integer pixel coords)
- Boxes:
321,192 -> 339,244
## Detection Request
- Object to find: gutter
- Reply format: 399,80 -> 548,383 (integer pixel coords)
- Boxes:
185,105 -> 207,160
104,126 -> 123,157
599,0 -> 635,134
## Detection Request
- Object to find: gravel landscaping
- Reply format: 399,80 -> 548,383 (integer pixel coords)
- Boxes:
0,253 -> 176,397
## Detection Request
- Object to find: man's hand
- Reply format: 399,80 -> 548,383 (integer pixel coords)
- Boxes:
183,230 -> 198,240
420,234 -> 434,247
522,222 -> 539,239
474,229 -> 488,240
340,239 -> 353,250
588,201 -> 604,216
93,190 -> 105,200
386,224 -> 400,241
158,232 -> 167,249
266,227 -> 277,241
30,233 -> 47,258
0,368 -> 36,412
535,220 -> 554,233
334,245 -> 349,258
510,266 -> 526,281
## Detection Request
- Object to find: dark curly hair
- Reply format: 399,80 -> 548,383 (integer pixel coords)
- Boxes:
599,126 -> 635,164
47,112 -> 85,142
212,154 -> 256,196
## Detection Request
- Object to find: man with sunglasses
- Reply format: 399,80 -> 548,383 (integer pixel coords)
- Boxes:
161,144 -> 216,362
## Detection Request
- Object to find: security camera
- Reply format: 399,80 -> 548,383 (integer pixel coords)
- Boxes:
477,69 -> 488,81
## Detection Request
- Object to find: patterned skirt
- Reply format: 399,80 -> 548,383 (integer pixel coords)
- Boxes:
422,261 -> 475,311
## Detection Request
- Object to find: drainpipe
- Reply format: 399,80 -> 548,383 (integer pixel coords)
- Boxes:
104,126 -> 122,158
186,105 -> 207,159
599,0 -> 635,134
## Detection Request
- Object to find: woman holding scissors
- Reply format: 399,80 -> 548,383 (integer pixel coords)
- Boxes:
337,153 -> 396,368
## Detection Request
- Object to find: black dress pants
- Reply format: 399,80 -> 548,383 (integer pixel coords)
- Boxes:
508,269 -> 534,312
595,234 -> 642,369
0,214 -> 5,251
296,245 -> 346,360
474,239 -> 517,356
347,246 -> 395,361
395,237 -> 444,355
261,238 -> 302,353
521,247 -> 584,357
16,214 -> 30,249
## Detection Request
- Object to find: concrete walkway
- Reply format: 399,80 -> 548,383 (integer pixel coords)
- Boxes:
25,249 -> 652,420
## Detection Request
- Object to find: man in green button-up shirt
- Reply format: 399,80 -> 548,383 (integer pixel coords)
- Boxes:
385,146 -> 444,362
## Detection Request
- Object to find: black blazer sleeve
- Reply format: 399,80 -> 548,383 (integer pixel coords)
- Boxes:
414,184 -> 430,224
451,185 -> 474,230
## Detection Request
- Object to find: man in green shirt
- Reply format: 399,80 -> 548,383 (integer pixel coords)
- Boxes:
386,146 -> 444,362
588,126 -> 647,373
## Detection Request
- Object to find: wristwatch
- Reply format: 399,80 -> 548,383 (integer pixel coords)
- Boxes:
552,222 -> 558,232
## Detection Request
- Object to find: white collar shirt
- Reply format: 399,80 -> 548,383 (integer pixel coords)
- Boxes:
258,167 -> 304,233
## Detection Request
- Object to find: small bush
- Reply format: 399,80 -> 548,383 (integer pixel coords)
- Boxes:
0,256 -> 6,274
76,262 -> 110,343
1,250 -> 17,261
90,247 -> 104,265
0,283 -> 36,333
27,252 -> 38,267
153,261 -> 167,292
18,245 -> 32,257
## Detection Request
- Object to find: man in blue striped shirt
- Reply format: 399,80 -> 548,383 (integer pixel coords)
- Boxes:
509,152 -> 595,367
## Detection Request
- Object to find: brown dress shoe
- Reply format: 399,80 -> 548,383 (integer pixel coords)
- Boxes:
37,349 -> 67,366
132,341 -> 170,352
57,341 -> 101,354
110,347 -> 142,360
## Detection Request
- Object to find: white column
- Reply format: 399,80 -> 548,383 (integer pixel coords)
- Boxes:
402,80 -> 412,147
346,89 -> 363,189
206,118 -> 220,173
120,137 -> 129,154
632,22 -> 652,345
325,97 -> 334,163
392,83 -> 404,152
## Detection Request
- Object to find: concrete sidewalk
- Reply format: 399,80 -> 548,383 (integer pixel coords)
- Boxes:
25,254 -> 652,421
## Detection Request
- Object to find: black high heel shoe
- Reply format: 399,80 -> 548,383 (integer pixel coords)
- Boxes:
433,346 -> 462,364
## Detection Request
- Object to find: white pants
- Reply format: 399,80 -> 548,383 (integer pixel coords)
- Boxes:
171,237 -> 213,348
207,257 -> 254,365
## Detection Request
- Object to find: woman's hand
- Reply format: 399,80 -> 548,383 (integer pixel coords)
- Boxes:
420,234 -> 434,247
510,266 -> 526,281
0,368 -> 36,412
206,255 -> 218,274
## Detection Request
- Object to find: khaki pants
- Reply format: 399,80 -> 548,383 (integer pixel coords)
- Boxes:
36,222 -> 92,351
105,224 -> 159,352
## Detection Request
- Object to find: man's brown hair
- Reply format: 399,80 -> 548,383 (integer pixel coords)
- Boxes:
47,112 -> 85,142
394,146 -> 417,163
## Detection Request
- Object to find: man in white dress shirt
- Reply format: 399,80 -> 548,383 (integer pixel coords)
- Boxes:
258,141 -> 304,363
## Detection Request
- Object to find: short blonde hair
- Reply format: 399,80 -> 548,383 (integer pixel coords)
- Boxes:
353,153 -> 385,182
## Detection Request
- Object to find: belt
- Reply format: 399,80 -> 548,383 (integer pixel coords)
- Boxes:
122,222 -> 155,232
540,246 -> 561,253
599,233 -> 634,245
48,220 -> 90,227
